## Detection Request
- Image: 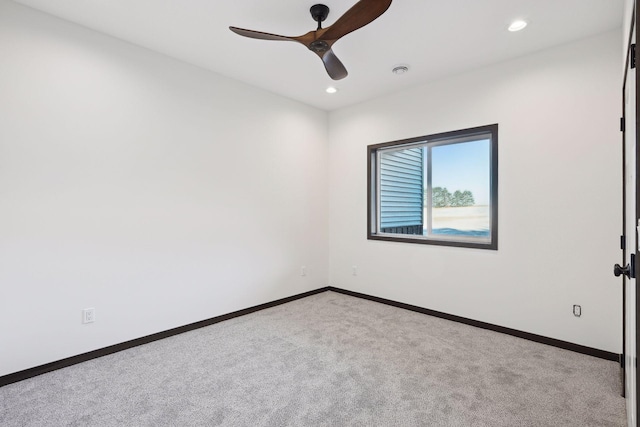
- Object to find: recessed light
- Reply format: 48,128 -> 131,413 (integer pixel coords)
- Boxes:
508,20 -> 527,32
392,65 -> 409,75
326,86 -> 338,94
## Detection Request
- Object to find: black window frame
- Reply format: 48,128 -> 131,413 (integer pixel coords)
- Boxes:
367,124 -> 498,250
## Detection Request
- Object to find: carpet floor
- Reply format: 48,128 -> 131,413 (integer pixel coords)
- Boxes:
0,291 -> 627,426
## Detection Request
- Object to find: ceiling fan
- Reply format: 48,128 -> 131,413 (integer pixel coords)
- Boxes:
229,0 -> 392,80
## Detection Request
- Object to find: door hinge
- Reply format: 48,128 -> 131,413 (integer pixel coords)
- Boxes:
621,235 -> 626,250
632,44 -> 636,69
632,253 -> 637,279
621,117 -> 625,132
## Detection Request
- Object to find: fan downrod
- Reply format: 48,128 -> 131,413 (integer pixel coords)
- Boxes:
310,4 -> 330,30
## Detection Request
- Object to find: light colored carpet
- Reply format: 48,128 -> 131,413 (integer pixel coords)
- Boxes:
0,291 -> 626,426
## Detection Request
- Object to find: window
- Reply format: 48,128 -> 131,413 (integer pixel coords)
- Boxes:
368,124 -> 498,250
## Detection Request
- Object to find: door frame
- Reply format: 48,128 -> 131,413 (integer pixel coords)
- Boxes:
622,1 -> 640,422
636,1 -> 640,418
622,0 -> 633,398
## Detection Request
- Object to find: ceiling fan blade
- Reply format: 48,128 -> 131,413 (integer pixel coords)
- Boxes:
322,49 -> 348,80
229,26 -> 295,42
322,0 -> 392,41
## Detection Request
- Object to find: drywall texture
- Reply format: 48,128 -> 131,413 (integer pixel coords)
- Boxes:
328,30 -> 623,354
0,0 -> 329,376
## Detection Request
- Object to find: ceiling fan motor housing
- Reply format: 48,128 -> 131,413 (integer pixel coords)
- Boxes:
310,40 -> 329,53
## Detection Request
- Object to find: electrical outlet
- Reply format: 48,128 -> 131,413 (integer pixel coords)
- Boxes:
352,265 -> 357,276
82,308 -> 95,324
573,305 -> 581,317
301,266 -> 307,276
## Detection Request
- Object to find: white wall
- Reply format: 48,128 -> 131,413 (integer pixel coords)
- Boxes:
0,0 -> 329,376
328,30 -> 623,353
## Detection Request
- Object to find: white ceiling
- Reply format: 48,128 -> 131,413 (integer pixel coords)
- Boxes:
11,0 -> 624,111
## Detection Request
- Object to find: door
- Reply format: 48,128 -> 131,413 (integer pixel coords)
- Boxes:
621,5 -> 640,425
